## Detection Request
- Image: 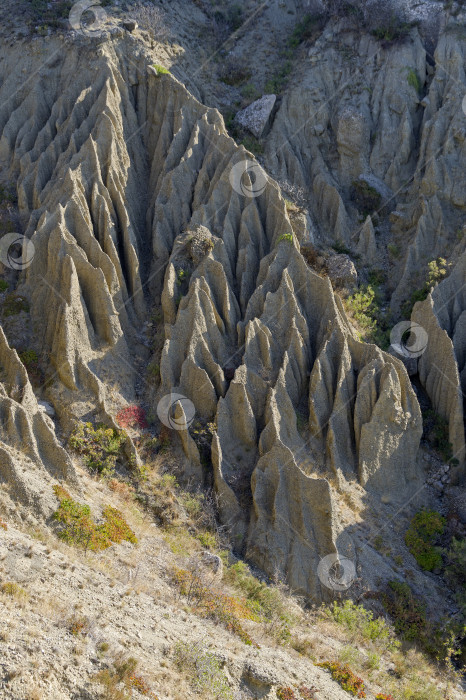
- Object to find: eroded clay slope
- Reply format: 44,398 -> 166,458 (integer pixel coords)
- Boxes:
264,22 -> 466,311
0,32 -> 423,598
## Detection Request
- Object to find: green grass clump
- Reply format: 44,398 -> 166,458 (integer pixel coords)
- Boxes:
407,68 -> 422,93
287,13 -> 324,48
405,509 -> 445,572
387,243 -> 400,258
1,293 -> 29,317
277,233 -> 294,244
332,240 -> 351,255
69,422 -> 126,477
152,64 -> 170,75
52,485 -> 137,552
0,280 -> 8,292
18,349 -> 43,385
317,661 -> 365,697
264,60 -> 292,94
371,18 -> 412,42
1,582 -> 27,599
240,135 -> 264,155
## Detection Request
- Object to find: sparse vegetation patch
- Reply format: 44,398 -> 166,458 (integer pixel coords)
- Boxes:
52,485 -> 137,552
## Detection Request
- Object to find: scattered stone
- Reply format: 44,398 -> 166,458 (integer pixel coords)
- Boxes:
122,19 -> 137,32
38,400 -> 55,417
201,551 -> 223,577
326,254 -> 357,289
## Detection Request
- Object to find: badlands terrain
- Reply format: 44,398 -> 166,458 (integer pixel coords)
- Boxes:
0,0 -> 465,698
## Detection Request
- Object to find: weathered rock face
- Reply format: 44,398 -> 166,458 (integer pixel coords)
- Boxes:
0,30 -> 428,598
412,251 -> 466,482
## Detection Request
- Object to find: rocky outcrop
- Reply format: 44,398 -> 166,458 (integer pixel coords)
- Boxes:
0,327 -> 76,515
263,19 -> 465,319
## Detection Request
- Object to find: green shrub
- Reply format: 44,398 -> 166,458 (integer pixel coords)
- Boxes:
277,688 -> 297,700
351,180 -> 382,216
298,687 -> 319,700
223,560 -> 294,643
445,537 -> 466,590
94,655 -> 157,699
25,0 -> 75,29
343,282 -> 390,348
401,258 -> 449,317
69,422 -> 126,477
332,240 -> 351,255
52,485 -> 137,551
327,600 -> 397,650
68,614 -> 91,636
382,580 -> 427,643
173,641 -> 233,699
219,58 -> 251,86
173,566 -> 259,646
405,509 -> 445,572
317,661 -> 365,697
0,280 -> 8,292
241,83 -> 259,100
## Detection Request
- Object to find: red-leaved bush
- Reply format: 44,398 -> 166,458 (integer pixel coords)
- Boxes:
116,405 -> 148,430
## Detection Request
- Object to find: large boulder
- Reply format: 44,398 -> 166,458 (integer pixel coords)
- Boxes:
235,94 -> 277,139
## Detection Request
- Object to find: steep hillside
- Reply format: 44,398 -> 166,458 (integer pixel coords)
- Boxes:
0,1 -> 465,698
